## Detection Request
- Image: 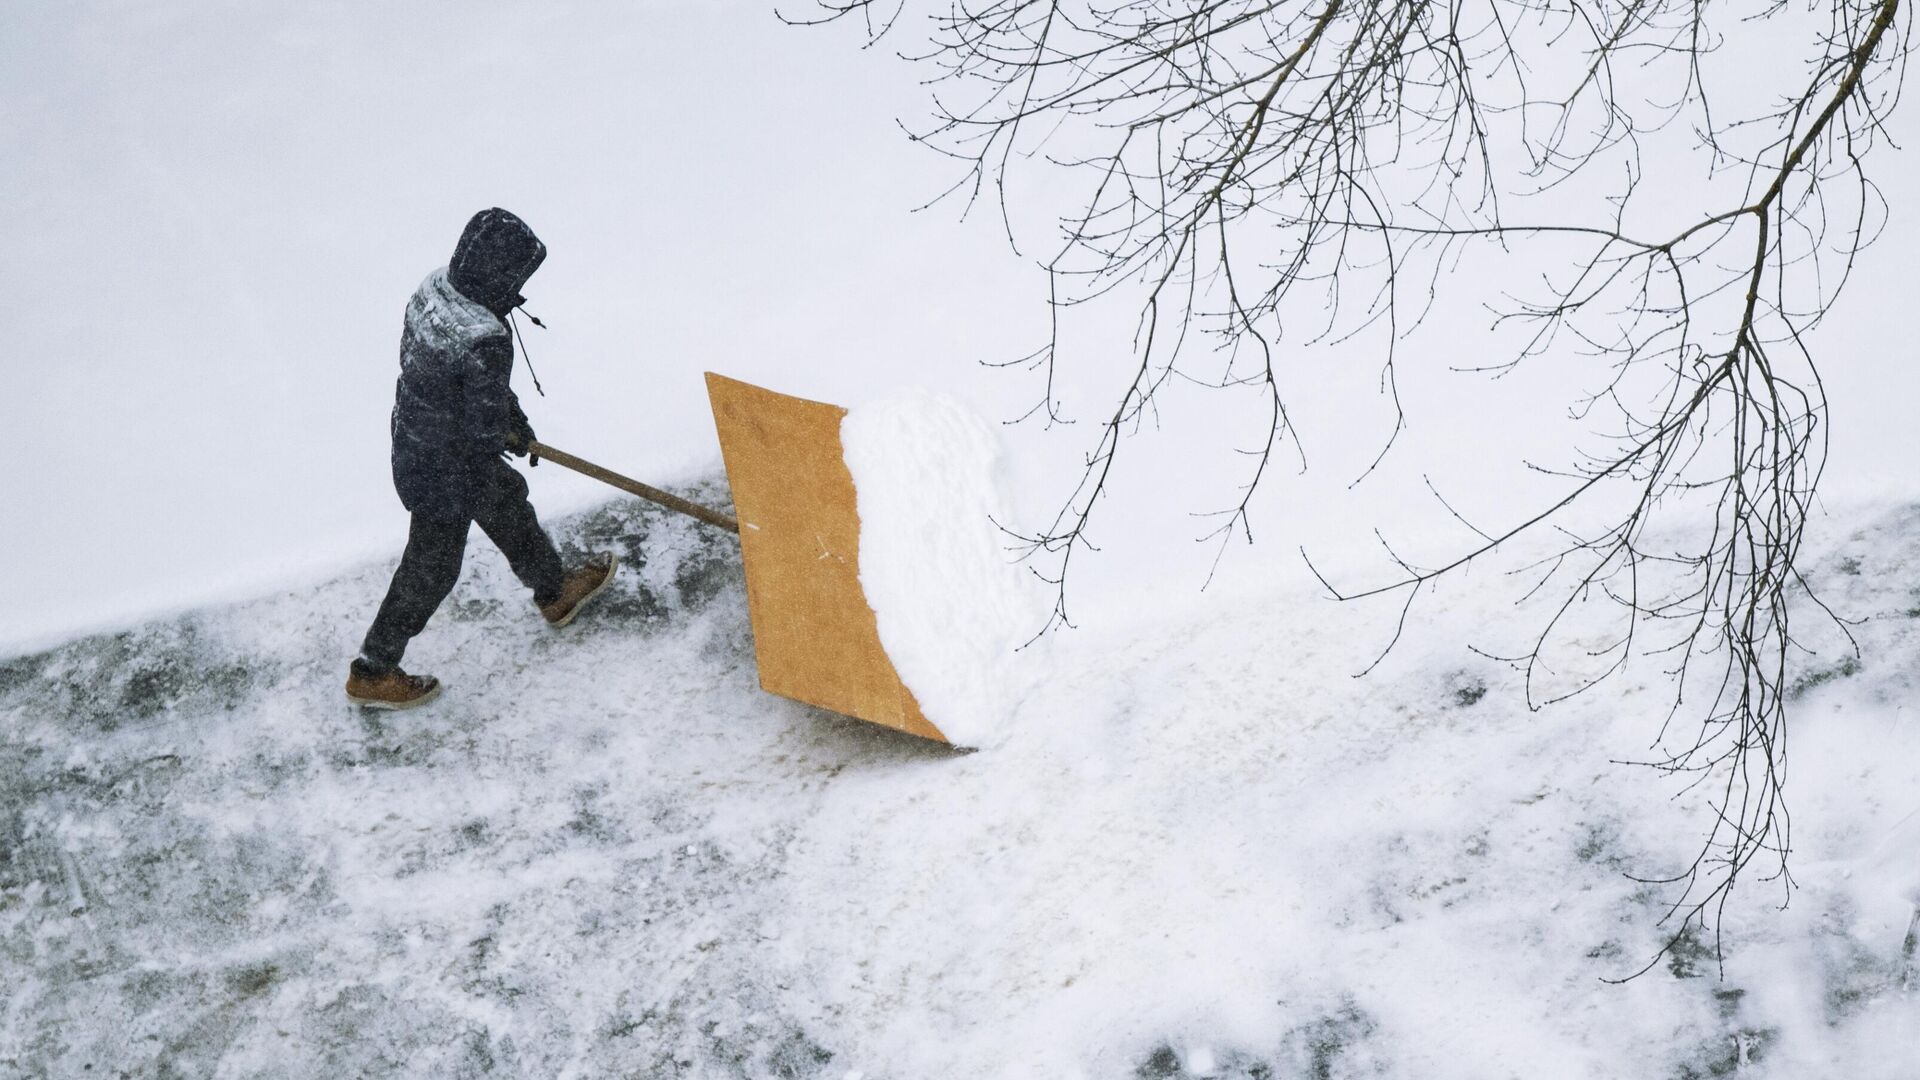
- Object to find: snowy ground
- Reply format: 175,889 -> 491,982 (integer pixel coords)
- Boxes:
4,488 -> 1919,1078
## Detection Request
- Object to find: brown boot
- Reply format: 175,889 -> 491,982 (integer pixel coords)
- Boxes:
540,553 -> 619,628
345,659 -> 442,710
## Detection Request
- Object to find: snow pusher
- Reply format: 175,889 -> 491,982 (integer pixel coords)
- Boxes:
525,373 -> 947,745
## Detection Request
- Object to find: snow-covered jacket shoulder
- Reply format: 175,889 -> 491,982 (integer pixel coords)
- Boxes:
389,268 -> 517,518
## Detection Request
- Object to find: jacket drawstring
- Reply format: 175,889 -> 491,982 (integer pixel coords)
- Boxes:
508,307 -> 547,397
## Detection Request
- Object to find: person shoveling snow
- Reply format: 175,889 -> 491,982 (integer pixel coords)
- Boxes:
333,251 -> 1021,738
346,207 -> 617,709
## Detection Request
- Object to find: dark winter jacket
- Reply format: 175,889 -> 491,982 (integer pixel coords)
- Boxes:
389,209 -> 545,519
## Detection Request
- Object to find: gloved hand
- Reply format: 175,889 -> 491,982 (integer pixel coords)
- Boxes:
506,400 -> 538,463
503,433 -> 541,467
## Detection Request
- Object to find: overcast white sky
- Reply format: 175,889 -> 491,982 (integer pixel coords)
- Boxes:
3,1 -> 1916,654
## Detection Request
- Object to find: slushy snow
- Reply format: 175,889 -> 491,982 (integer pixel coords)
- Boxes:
840,390 -> 1035,748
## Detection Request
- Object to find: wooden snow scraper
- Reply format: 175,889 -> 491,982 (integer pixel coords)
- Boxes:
525,373 -> 947,745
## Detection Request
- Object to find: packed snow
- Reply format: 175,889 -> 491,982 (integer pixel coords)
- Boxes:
4,485 -> 1919,1077
841,390 -> 1038,747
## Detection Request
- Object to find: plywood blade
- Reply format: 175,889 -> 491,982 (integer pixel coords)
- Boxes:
705,373 -> 947,744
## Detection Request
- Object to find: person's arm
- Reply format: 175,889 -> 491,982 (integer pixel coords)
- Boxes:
461,334 -> 516,466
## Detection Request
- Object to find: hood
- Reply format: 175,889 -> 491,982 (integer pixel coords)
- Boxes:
447,207 -> 546,314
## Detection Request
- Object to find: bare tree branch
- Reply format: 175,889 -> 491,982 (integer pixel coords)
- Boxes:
796,0 -> 1911,973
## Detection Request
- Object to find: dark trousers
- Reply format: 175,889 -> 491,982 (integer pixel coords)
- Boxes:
360,458 -> 565,670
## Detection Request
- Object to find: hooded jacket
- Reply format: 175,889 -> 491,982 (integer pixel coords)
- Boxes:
389,209 -> 545,518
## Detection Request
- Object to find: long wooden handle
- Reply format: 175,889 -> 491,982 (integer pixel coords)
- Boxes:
527,440 -> 740,534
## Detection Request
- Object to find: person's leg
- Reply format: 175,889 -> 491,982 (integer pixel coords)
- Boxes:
471,458 -> 566,607
360,515 -> 471,670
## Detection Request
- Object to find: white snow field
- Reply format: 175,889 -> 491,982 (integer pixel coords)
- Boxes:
4,486 -> 1919,1079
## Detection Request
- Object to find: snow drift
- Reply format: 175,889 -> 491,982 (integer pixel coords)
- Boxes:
3,484 -> 1918,1078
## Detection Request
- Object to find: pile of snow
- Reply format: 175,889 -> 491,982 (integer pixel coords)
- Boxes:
3,487 -> 1919,1077
841,390 -> 1037,747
